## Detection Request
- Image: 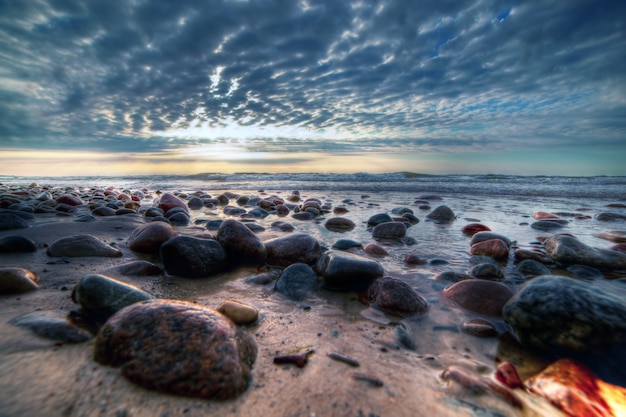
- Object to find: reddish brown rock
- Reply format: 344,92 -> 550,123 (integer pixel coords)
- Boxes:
128,222 -> 179,253
442,279 -> 514,317
0,267 -> 38,294
363,277 -> 428,317
94,299 -> 257,400
462,223 -> 491,236
363,243 -> 389,257
56,193 -> 83,206
157,192 -> 189,214
469,238 -> 510,261
533,211 -> 561,220
325,217 -> 356,232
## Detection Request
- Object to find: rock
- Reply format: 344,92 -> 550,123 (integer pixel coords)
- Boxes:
367,213 -> 393,227
116,260 -> 162,276
0,212 -> 29,231
333,207 -> 349,214
443,279 -> 514,317
544,234 -> 626,270
316,251 -> 384,292
248,208 -> 270,218
372,221 -> 407,239
292,212 -> 315,221
469,263 -> 502,279
72,274 -> 152,319
47,234 -> 122,258
594,231 -> 626,243
187,197 -> 204,210
265,234 -> 322,267
0,267 -> 38,294
325,217 -> 356,232
145,207 -> 164,218
461,223 -> 491,236
470,231 -> 511,247
514,249 -> 554,264
128,222 -> 179,253
516,259 -> 551,277
402,213 -> 420,225
92,206 -> 116,216
403,253 -> 427,265
363,243 -> 389,257
363,277 -> 428,317
245,223 -> 265,233
595,212 -> 626,221
217,300 -> 259,325
531,220 -> 565,231
426,205 -> 455,222
56,194 -> 83,206
157,193 -> 189,214
533,211 -> 561,220
215,220 -> 266,265
94,299 -> 257,400
167,211 -> 190,225
0,235 -> 36,252
271,221 -> 295,232
275,263 -> 319,301
503,276 -> 626,352
566,264 -> 603,280
331,239 -> 363,251
435,271 -> 473,282
206,219 -> 223,230
224,206 -> 247,216
461,319 -> 497,337
9,311 -> 92,343
160,236 -> 227,278
469,239 -> 510,261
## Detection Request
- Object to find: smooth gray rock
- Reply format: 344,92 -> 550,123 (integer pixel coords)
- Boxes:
47,234 -> 122,258
504,275 -> 626,353
426,205 -> 456,222
367,213 -> 393,227
544,234 -> 626,270
265,233 -> 322,267
516,259 -> 551,277
316,251 -> 384,291
275,263 -> 319,301
160,236 -> 227,278
372,221 -> 407,239
0,212 -> 29,231
217,219 -> 266,265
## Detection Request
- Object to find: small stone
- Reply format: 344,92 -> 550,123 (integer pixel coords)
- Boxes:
292,212 -> 315,221
0,212 -> 29,231
0,267 -> 38,294
265,233 -> 322,267
56,194 -> 83,206
426,205 -> 456,222
545,234 -> 626,270
217,300 -> 259,325
461,319 -> 497,337
275,263 -> 319,301
595,212 -> 626,221
443,279 -> 514,317
157,193 -> 189,214
462,223 -> 491,236
363,276 -> 428,317
0,235 -> 37,253
469,232 -> 511,247
92,206 -> 116,216
128,222 -> 179,253
217,220 -> 266,266
9,311 -> 92,343
469,239 -> 510,261
363,243 -> 389,257
160,236 -> 227,278
325,217 -> 356,232
469,262 -> 502,279
116,260 -> 162,276
331,239 -> 363,251
47,234 -> 122,258
531,220 -> 565,231
94,299 -> 257,400
372,221 -> 407,239
187,197 -> 204,210
367,213 -> 393,227
316,251 -> 384,292
516,259 -> 551,277
271,221 -> 295,232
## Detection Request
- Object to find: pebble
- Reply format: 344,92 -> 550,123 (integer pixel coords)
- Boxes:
116,260 -> 162,276
128,222 -> 179,253
56,194 -> 83,206
426,205 -> 456,222
0,212 -> 29,231
92,206 -> 116,216
316,250 -> 384,291
531,220 -> 565,230
363,276 -> 428,317
324,217 -> 356,232
594,231 -> 626,243
275,263 -> 319,301
156,192 -> 189,214
217,300 -> 259,325
469,262 -> 502,280
94,299 -> 257,400
47,234 -> 122,258
0,267 -> 39,294
469,231 -> 511,247
331,239 -> 363,251
372,221 -> 407,239
516,259 -> 551,277
265,233 -> 322,267
443,279 -> 514,317
72,274 -> 153,319
367,213 -> 393,227
363,243 -> 389,257
0,235 -> 37,252
461,319 -> 497,337
469,239 -> 510,261
270,221 -> 295,232
544,234 -> 626,270
187,197 -> 204,210
9,310 -> 92,343
160,236 -> 227,278
595,212 -> 626,221
216,219 -> 266,265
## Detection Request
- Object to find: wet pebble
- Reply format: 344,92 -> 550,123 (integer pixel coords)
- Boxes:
325,217 -> 356,232
443,279 -> 514,317
545,234 -> 626,270
516,259 -> 551,277
426,205 -> 456,222
469,262 -> 502,280
47,234 -> 122,258
94,299 -> 257,400
160,236 -> 227,278
9,310 -> 92,343
217,300 -> 259,325
469,238 -> 510,261
461,319 -> 498,337
372,221 -> 407,239
128,221 -> 179,253
0,235 -> 36,253
367,213 -> 393,227
157,192 -> 189,214
461,223 -> 491,236
217,219 -> 266,265
116,260 -> 162,276
316,250 -> 384,292
331,239 -> 363,251
363,276 -> 428,317
363,243 -> 389,257
0,267 -> 38,294
0,212 -> 29,231
271,221 -> 295,232
275,263 -> 319,301
265,233 -> 322,267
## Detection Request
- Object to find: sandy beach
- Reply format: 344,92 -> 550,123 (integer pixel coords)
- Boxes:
1,181 -> 626,417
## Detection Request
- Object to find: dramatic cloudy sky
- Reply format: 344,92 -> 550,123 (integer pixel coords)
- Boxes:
1,0 -> 625,176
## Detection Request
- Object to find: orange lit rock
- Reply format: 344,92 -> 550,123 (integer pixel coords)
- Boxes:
525,358 -> 626,417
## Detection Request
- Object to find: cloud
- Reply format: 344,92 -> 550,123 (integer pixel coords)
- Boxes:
0,0 -> 625,162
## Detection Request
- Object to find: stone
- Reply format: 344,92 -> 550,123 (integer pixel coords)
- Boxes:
426,205 -> 456,222
443,279 -> 514,317
544,234 -> 626,270
94,299 -> 257,400
217,300 -> 259,325
403,253 -> 427,265
167,211 -> 190,225
248,208 -> 270,218
595,212 -> 626,221
402,213 -> 420,225
72,274 -> 153,319
316,251 -> 384,292
531,220 -> 565,231
566,264 -> 603,281
216,220 -> 266,265
363,277 -> 428,317
9,311 -> 92,343
187,197 -> 204,210
469,263 -> 502,279
157,193 -> 189,214
92,206 -> 116,216
367,213 -> 393,227
469,239 -> 510,261
271,221 -> 295,232
160,236 -> 227,278
116,260 -> 162,276
461,319 -> 497,337
331,239 -> 363,251
0,212 -> 29,231
292,212 -> 315,221
0,267 -> 38,294
128,222 -> 179,253
265,233 -> 322,267
470,231 -> 511,247
363,243 -> 389,257
275,263 -> 319,301
206,219 -> 223,230
462,223 -> 491,236
56,194 -> 83,206
503,276 -> 626,353
325,217 -> 356,232
0,235 -> 36,252
594,231 -> 626,243
47,234 -> 122,258
372,221 -> 407,239
245,223 -> 265,233
435,271 -> 473,282
516,259 -> 551,277
224,206 -> 247,216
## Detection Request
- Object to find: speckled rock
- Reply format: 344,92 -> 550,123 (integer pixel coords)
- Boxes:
217,300 -> 259,325
363,243 -> 389,257
9,311 -> 92,343
544,234 -> 626,270
47,234 -> 122,258
367,213 -> 393,227
128,222 -> 179,253
469,239 -> 510,261
160,236 -> 227,278
372,221 -> 407,239
72,274 -> 153,319
275,263 -> 319,301
426,205 -> 456,222
216,220 -> 266,265
0,267 -> 38,294
325,217 -> 356,232
363,277 -> 428,317
157,192 -> 189,214
503,275 -> 626,353
316,251 -> 384,291
443,279 -> 514,317
265,233 -> 322,267
94,299 -> 257,400
0,235 -> 36,252
0,212 -> 29,231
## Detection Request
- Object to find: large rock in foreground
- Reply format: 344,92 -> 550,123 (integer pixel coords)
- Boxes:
503,275 -> 626,353
544,234 -> 626,270
316,251 -> 384,291
94,299 -> 257,400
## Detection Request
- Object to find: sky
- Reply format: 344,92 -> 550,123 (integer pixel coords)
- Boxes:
1,0 -> 625,177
